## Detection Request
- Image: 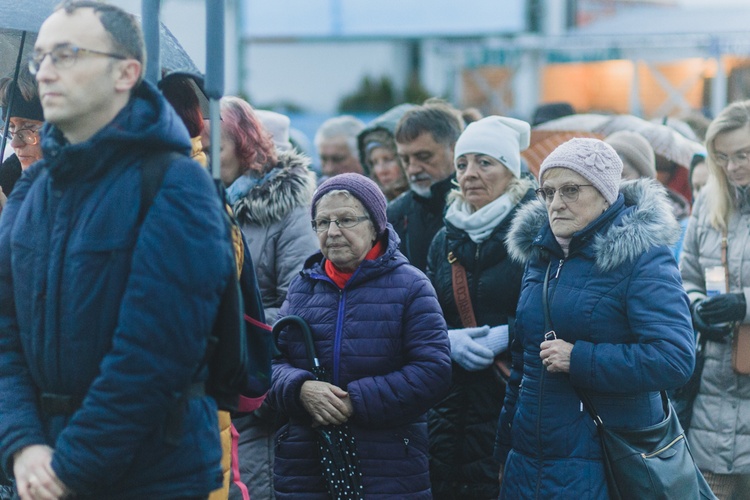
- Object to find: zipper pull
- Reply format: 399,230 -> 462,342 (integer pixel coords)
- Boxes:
554,259 -> 564,279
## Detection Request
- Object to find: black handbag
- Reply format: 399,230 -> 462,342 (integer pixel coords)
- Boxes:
540,262 -> 716,500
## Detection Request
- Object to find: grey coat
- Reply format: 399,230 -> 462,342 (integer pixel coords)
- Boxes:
680,188 -> 750,475
234,149 -> 319,323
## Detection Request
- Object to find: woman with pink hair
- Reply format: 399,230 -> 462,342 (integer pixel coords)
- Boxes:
219,96 -> 319,500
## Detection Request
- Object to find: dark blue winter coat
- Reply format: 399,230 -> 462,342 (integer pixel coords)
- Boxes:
269,226 -> 451,499
496,179 -> 695,499
0,82 -> 234,498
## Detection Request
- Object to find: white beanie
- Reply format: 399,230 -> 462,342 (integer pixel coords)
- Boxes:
255,109 -> 292,152
454,116 -> 531,178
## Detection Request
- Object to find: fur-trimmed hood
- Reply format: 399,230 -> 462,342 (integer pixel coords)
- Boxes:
233,149 -> 317,227
506,178 -> 681,272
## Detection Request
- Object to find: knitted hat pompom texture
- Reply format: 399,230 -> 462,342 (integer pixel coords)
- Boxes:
454,116 -> 531,178
311,173 -> 388,236
539,138 -> 623,205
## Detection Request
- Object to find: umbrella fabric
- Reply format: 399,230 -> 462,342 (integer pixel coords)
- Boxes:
535,113 -> 704,170
522,130 -> 604,179
0,0 -> 197,83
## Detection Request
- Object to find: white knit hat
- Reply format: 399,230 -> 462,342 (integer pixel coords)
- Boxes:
539,138 -> 623,205
454,116 -> 531,178
255,110 -> 292,152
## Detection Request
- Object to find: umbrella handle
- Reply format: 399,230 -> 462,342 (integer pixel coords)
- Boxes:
272,315 -> 319,371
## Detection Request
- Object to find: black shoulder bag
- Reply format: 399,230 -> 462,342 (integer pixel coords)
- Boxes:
541,262 -> 716,500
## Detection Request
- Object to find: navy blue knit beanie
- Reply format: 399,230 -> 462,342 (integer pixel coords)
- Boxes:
311,173 -> 387,237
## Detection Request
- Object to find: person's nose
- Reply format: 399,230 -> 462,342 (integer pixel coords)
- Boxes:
326,220 -> 343,236
34,55 -> 57,83
463,159 -> 480,177
548,190 -> 567,211
10,133 -> 25,148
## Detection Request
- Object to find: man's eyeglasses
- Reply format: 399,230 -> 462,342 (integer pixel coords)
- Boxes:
535,184 -> 595,204
311,215 -> 369,233
714,149 -> 750,168
3,127 -> 41,146
29,44 -> 127,75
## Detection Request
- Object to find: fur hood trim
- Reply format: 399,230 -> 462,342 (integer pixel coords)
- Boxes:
233,149 -> 317,226
506,178 -> 681,271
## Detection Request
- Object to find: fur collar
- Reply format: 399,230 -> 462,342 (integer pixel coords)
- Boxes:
233,149 -> 317,226
506,178 -> 681,272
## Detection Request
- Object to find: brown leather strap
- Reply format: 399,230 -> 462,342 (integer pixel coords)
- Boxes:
721,229 -> 729,293
449,251 -> 477,328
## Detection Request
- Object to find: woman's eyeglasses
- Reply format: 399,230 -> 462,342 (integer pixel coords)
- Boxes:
3,127 -> 41,146
311,215 -> 369,232
535,184 -> 594,204
714,150 -> 750,168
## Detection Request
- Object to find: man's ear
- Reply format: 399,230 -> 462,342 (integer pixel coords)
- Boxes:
113,59 -> 142,93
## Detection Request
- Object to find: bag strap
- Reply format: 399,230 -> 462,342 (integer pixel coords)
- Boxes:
721,229 -> 730,294
449,251 -> 477,328
138,151 -> 182,225
540,259 -> 668,427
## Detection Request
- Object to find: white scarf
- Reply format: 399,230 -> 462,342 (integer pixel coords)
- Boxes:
444,192 -> 514,243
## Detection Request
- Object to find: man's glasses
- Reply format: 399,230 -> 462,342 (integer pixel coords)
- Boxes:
535,184 -> 594,204
3,127 -> 41,146
319,154 -> 349,165
311,215 -> 369,233
714,149 -> 750,168
29,44 -> 127,75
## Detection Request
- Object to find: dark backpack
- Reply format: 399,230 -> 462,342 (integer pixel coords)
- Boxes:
139,151 -> 275,415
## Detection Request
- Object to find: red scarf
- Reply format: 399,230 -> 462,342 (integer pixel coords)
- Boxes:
324,239 -> 386,289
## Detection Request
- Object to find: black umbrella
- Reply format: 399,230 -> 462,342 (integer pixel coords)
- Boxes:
273,316 -> 365,500
0,0 -> 199,156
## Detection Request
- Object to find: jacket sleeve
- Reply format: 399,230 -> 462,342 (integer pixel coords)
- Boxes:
266,296 -> 316,418
569,247 -> 695,393
346,274 -> 451,428
495,268 -> 528,463
679,197 -> 707,306
0,165 -> 48,477
50,160 -> 234,494
266,209 -> 318,323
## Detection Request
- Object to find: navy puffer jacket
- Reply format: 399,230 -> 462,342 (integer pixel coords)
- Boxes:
497,179 -> 695,499
269,226 -> 451,499
0,82 -> 234,498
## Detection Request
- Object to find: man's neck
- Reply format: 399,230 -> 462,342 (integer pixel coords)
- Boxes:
62,97 -> 130,145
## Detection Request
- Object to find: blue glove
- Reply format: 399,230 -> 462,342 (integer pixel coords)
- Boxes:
475,324 -> 509,356
448,326 -> 493,371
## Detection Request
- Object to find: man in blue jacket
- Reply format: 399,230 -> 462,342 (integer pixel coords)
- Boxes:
0,2 -> 234,499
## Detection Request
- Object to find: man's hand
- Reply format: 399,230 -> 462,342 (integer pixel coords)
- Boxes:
13,445 -> 69,500
300,380 -> 353,427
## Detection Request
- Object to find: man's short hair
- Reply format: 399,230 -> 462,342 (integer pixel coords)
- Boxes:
58,1 -> 145,87
395,100 -> 463,147
314,115 -> 365,156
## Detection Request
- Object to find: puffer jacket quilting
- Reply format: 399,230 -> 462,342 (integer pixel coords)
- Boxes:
268,226 -> 451,499
497,179 -> 695,499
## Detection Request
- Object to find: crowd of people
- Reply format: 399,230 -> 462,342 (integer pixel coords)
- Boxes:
1,2 -> 749,500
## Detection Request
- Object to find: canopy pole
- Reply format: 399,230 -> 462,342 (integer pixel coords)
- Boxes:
142,0 -> 162,85
206,0 -> 225,180
1,31 -> 26,161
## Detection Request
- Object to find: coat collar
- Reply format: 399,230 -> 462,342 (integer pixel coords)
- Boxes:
506,178 -> 682,271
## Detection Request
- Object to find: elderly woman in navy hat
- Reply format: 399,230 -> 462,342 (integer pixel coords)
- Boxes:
269,173 -> 451,499
497,138 -> 695,499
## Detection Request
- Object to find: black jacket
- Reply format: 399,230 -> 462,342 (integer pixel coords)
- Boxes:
0,154 -> 21,198
425,188 -> 534,499
386,175 -> 454,272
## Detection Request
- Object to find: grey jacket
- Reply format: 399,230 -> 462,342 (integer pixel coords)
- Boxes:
234,149 -> 319,323
680,188 -> 750,475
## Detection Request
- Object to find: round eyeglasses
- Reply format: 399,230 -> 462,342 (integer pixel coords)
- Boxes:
4,127 -> 41,146
714,150 -> 750,169
535,184 -> 595,204
29,44 -> 127,75
311,215 -> 370,233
